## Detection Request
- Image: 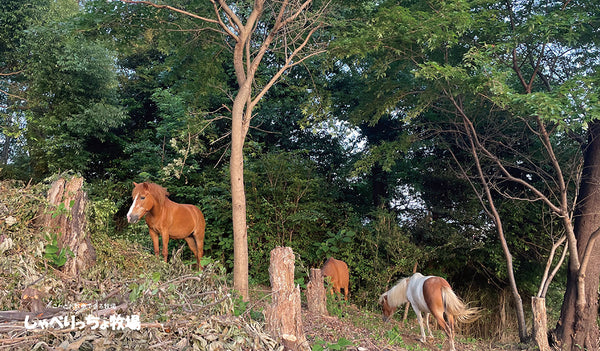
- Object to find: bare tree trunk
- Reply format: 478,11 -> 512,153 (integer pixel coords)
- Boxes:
1,135 -> 11,165
119,0 -> 328,304
37,176 -> 96,276
458,112 -> 528,341
556,120 -> 600,351
231,87 -> 250,301
306,268 -> 327,316
264,247 -> 308,351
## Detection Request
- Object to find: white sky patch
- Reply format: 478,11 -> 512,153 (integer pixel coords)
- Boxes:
307,117 -> 367,155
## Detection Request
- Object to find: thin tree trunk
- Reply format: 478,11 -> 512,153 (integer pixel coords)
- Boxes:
459,112 -> 528,341
1,135 -> 12,165
231,87 -> 250,301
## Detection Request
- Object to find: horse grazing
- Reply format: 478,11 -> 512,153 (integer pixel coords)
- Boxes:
321,257 -> 349,300
379,272 -> 479,351
126,182 -> 206,269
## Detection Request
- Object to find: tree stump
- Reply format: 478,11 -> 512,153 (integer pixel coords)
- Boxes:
37,176 -> 96,276
532,297 -> 550,351
264,247 -> 309,351
306,268 -> 327,316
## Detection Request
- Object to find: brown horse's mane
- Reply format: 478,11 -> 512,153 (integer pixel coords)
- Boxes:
141,182 -> 170,207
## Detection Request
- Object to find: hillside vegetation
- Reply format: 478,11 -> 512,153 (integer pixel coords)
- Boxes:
4,0 -> 597,348
0,179 -> 527,350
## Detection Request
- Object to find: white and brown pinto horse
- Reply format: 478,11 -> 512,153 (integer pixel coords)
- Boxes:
379,273 -> 479,351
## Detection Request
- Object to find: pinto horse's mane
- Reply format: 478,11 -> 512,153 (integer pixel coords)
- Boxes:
136,182 -> 170,207
380,275 -> 411,308
380,272 -> 429,308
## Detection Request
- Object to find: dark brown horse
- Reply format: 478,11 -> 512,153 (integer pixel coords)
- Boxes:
126,182 -> 205,269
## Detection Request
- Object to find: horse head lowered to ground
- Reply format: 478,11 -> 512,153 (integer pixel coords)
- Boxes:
127,182 -> 206,269
379,272 -> 479,351
321,257 -> 350,301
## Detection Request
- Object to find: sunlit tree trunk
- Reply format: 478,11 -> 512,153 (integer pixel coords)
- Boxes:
120,0 -> 327,302
230,77 -> 252,300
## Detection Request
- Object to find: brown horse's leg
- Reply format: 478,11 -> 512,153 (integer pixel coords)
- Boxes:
431,310 -> 454,350
149,229 -> 160,258
161,234 -> 169,262
192,222 -> 204,270
334,283 -> 342,296
184,236 -> 200,268
193,231 -> 204,259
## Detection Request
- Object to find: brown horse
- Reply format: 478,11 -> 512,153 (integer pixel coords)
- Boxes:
126,182 -> 206,269
379,272 -> 479,351
321,257 -> 349,300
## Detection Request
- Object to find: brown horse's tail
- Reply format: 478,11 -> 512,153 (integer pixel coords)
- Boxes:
442,286 -> 481,323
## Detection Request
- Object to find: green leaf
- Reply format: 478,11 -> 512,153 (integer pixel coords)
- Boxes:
45,245 -> 60,254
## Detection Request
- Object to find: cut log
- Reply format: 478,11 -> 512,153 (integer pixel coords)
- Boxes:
264,247 -> 309,351
306,268 -> 327,316
0,308 -> 68,322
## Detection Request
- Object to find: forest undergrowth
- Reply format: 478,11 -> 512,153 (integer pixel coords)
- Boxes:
0,180 -> 529,350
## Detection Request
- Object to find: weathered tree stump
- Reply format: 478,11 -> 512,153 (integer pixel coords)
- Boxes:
306,268 -> 327,316
264,247 -> 309,351
37,176 -> 96,276
532,297 -> 550,351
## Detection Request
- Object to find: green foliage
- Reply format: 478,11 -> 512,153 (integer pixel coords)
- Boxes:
312,337 -> 354,351
49,201 -> 74,219
245,150 -> 354,283
384,326 -> 403,346
43,232 -> 74,267
313,229 -> 355,260
24,20 -> 126,179
233,295 -> 249,317
325,286 -> 349,318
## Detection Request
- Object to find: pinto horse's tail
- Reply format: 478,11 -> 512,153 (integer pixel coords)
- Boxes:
442,286 -> 481,323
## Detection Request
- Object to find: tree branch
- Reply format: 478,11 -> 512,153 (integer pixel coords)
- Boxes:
119,0 -> 219,24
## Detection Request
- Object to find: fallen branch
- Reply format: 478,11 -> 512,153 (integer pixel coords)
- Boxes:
0,308 -> 67,322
